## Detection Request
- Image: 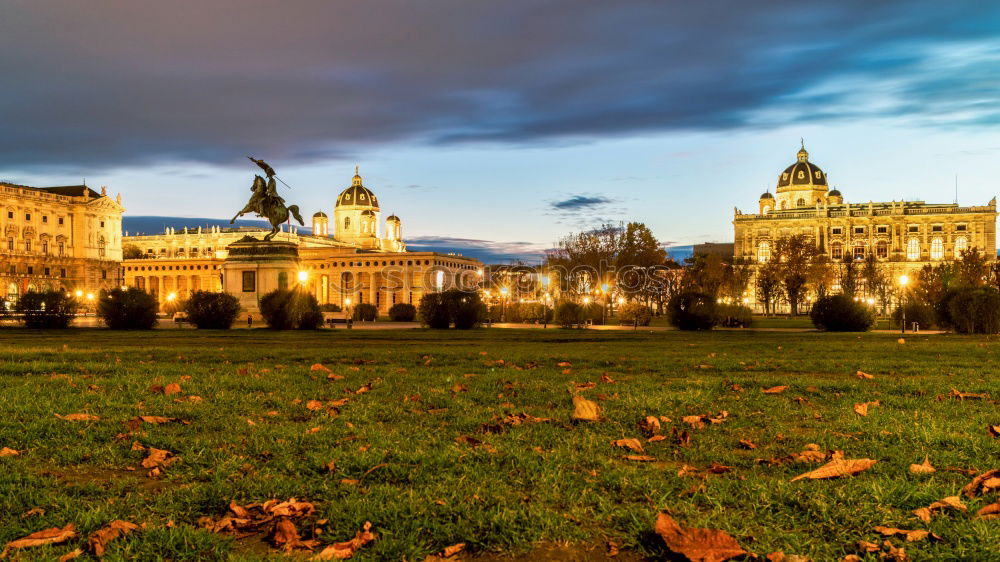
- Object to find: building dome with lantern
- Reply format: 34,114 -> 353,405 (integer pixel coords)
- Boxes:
773,142 -> 831,210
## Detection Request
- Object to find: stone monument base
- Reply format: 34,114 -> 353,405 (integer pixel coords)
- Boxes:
222,236 -> 301,321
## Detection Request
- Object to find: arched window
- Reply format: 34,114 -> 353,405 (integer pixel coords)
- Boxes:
796,198 -> 805,207
853,241 -> 865,260
831,242 -> 842,260
757,241 -> 771,263
907,238 -> 920,260
762,205 -> 771,214
876,240 -> 888,259
930,238 -> 944,260
344,217 -> 351,230
954,236 -> 968,256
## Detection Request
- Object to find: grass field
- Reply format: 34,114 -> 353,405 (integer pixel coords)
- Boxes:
1,328 -> 998,561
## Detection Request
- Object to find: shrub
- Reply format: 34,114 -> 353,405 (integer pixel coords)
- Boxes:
388,303 -> 417,321
946,287 -> 1000,334
890,301 -> 936,331
521,302 -> 554,324
98,288 -> 158,330
319,303 -> 342,313
17,290 -> 78,329
667,291 -> 718,331
418,293 -> 451,329
185,291 -> 241,329
809,294 -> 875,332
618,302 -> 652,326
716,304 -> 753,328
581,302 -> 605,325
555,301 -> 582,328
259,289 -> 323,330
352,303 -> 378,322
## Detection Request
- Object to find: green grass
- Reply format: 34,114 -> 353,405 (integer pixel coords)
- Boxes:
1,328 -> 998,560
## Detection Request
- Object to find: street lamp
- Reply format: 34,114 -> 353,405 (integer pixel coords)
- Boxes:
75,290 -> 83,298
297,270 -> 309,283
899,274 -> 910,335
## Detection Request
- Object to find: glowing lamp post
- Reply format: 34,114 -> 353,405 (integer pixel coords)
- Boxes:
297,270 -> 309,283
898,274 -> 910,335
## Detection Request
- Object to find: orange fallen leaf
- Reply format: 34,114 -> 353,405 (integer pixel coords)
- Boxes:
557,361 -> 572,367
625,455 -> 657,462
612,438 -> 644,453
855,371 -> 874,380
975,502 -> 1000,520
791,458 -> 877,482
269,518 -> 301,550
0,447 -> 19,456
909,455 -> 935,474
962,469 -> 1000,498
912,496 -> 966,522
853,401 -> 880,416
327,372 -> 345,381
87,520 -> 139,556
306,427 -> 321,434
738,439 -> 757,450
950,388 -> 988,400
137,415 -> 175,424
639,416 -> 662,435
311,363 -> 331,372
654,512 -> 746,562
314,521 -> 375,560
163,383 -> 182,396
571,395 -> 600,422
988,425 -> 1000,438
873,525 -> 939,542
762,386 -> 787,394
56,413 -> 100,421
306,400 -> 324,411
1,523 -> 77,556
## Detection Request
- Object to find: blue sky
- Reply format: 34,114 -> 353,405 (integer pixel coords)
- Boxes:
3,1 -> 1000,262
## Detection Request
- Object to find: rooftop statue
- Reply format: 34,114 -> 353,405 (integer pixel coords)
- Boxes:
231,157 -> 304,241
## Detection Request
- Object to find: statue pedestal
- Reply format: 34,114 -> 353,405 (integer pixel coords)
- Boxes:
222,236 -> 300,321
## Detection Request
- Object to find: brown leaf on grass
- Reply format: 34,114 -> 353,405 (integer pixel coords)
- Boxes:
314,521 -> 375,560
625,455 -> 657,462
949,388 -> 988,400
856,371 -> 874,380
762,385 -> 788,394
648,435 -> 667,443
872,526 -> 940,542
326,372 -> 345,381
909,456 -> 936,474
442,543 -> 465,557
961,469 -> 1000,498
790,458 -> 877,482
882,541 -> 909,562
600,374 -> 615,383
269,519 -> 301,550
306,427 -> 321,434
451,384 -> 468,394
353,379 -> 379,395
58,548 -> 83,561
138,415 -> 176,424
557,361 -> 572,367
857,540 -> 881,552
56,413 -> 100,421
141,448 -> 179,477
638,416 -> 662,436
988,425 -> 1000,438
767,553 -> 812,562
311,363 -> 331,372
573,381 -> 596,391
571,395 -> 600,422
672,427 -> 691,447
306,400 -> 324,411
853,401 -> 880,416
1,523 -> 77,556
975,502 -> 1000,520
163,383 -> 182,396
87,520 -> 139,556
912,496 -> 966,522
0,447 -> 19,456
738,439 -> 757,450
683,415 -> 706,429
654,512 -> 747,562
612,438 -> 644,453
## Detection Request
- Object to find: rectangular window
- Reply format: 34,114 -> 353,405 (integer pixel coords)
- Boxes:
6,239 -> 12,251
42,241 -> 48,254
24,240 -> 30,252
908,225 -> 919,233
831,227 -> 842,235
242,270 -> 256,292
42,216 -> 48,224
956,224 -> 967,231
58,217 -> 64,225
102,270 -> 107,279
100,221 -> 105,228
876,225 -> 888,234
6,211 -> 11,219
24,213 -> 30,221
44,267 -> 50,276
7,265 -> 13,275
27,266 -> 33,275
932,225 -> 943,232
58,242 -> 64,256
853,226 -> 865,234
60,268 -> 66,278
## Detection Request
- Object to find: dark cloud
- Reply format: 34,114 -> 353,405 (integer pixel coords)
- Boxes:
2,1 -> 1000,172
405,236 -> 548,264
550,195 -> 613,211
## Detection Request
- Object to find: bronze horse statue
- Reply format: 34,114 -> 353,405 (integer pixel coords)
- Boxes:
231,174 -> 305,241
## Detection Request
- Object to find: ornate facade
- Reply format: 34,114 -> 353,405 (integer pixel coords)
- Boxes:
734,145 -> 997,277
123,169 -> 480,313
0,182 -> 124,303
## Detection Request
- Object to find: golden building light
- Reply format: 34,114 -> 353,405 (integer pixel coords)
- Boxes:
297,270 -> 309,283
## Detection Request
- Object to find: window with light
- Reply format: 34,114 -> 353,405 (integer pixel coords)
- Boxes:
831,242 -> 842,260
757,241 -> 771,263
954,236 -> 968,256
907,238 -> 920,260
930,238 -> 944,260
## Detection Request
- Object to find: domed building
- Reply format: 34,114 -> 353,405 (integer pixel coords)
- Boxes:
734,142 -> 997,311
121,165 -> 481,318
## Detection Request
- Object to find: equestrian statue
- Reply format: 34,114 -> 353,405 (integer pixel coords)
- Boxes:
231,157 -> 304,241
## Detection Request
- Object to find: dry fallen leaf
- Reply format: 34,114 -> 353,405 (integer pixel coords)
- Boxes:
791,458 -> 877,482
872,526 -> 939,542
639,415 -> 662,436
762,385 -> 788,394
269,518 -> 301,550
314,521 -> 375,560
962,469 -> 1000,498
56,413 -> 100,421
654,512 -> 747,562
909,455 -> 935,475
306,400 -> 324,411
625,454 -> 657,462
0,447 -> 19,456
949,388 -> 988,400
855,371 -> 874,380
163,383 -> 182,396
975,502 -> 1000,520
571,395 -> 600,422
853,401 -> 880,417
738,439 -> 757,450
612,438 -> 644,453
988,425 -> 1000,438
311,363 -> 331,372
87,520 -> 139,556
1,523 -> 77,557
912,496 -> 966,522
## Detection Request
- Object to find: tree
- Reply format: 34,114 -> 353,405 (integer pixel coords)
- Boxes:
861,254 -> 891,314
955,247 -> 989,288
772,235 -> 821,315
122,244 -> 145,259
682,252 -> 727,296
546,222 -> 666,298
837,256 -> 861,298
722,258 -> 754,303
755,260 -> 781,316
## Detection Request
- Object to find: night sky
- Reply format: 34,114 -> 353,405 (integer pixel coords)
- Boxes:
3,1 -> 999,262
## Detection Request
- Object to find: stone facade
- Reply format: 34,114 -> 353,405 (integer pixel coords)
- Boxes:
733,144 -> 998,304
0,182 -> 124,302
122,169 -> 481,313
